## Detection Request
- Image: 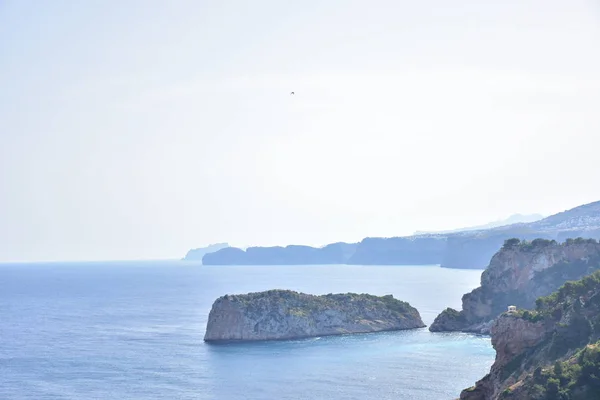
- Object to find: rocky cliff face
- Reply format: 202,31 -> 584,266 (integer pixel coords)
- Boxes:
204,290 -> 425,342
460,270 -> 600,400
428,308 -> 468,332
459,315 -> 547,400
430,238 -> 600,333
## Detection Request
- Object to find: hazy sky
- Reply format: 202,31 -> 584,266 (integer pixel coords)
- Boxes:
1,0 -> 600,262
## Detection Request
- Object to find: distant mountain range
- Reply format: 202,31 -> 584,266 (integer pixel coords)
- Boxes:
413,213 -> 544,235
194,201 -> 600,269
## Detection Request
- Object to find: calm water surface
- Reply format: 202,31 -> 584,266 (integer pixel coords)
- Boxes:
0,262 -> 494,399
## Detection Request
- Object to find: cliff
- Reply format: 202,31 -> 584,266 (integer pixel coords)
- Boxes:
202,242 -> 358,265
203,290 -> 425,342
197,200 -> 600,268
430,238 -> 600,333
182,243 -> 229,261
460,270 -> 600,400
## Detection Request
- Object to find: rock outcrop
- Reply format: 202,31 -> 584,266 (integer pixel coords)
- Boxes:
459,315 -> 547,400
460,270 -> 600,399
429,308 -> 469,332
204,290 -> 425,342
430,238 -> 600,333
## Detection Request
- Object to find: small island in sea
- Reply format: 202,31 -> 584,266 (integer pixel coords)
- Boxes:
204,290 -> 425,342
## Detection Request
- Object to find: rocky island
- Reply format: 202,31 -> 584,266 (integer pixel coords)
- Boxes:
204,290 -> 425,342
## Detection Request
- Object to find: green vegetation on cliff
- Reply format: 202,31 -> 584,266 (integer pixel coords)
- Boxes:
223,290 -> 416,315
501,238 -> 559,251
461,270 -> 600,399
431,238 -> 600,334
504,342 -> 600,400
536,267 -> 600,311
205,290 -> 426,342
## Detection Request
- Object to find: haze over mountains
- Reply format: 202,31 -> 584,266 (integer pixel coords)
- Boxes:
195,200 -> 600,268
413,213 -> 544,235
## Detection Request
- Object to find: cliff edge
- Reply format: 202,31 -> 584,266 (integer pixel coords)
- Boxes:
430,238 -> 600,334
204,290 -> 425,342
460,270 -> 600,399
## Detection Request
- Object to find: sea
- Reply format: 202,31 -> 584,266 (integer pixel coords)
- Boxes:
0,261 -> 494,400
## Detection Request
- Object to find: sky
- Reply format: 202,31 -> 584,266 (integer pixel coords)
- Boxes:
1,0 -> 600,262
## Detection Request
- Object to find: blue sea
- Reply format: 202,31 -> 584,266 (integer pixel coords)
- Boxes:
0,262 -> 494,400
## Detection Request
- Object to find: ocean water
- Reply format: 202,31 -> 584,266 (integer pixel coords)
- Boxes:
0,262 -> 494,400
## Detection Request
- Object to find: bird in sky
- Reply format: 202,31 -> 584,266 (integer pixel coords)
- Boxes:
290,92 -> 295,95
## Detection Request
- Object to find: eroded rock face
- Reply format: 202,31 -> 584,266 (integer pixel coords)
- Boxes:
460,315 -> 546,400
204,290 -> 425,342
431,239 -> 600,334
429,308 -> 468,332
490,315 -> 546,364
458,269 -> 600,400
